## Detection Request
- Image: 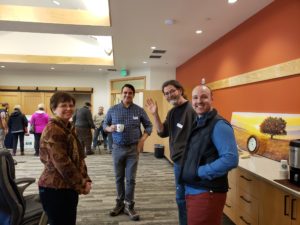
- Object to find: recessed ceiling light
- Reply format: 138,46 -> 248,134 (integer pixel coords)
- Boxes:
195,30 -> 203,34
50,67 -> 55,70
164,19 -> 175,25
0,65 -> 5,68
151,46 -> 156,50
52,0 -> 60,6
228,0 -> 238,4
143,61 -> 148,64
98,68 -> 102,71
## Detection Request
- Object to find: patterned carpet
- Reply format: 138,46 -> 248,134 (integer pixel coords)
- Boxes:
14,148 -> 234,225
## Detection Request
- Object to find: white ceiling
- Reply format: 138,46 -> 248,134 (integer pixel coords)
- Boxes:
0,0 -> 274,74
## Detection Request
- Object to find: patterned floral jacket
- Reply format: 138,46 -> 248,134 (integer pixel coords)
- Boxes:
38,117 -> 91,194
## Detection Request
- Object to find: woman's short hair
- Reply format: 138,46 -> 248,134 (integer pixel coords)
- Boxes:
13,105 -> 21,110
50,92 -> 75,113
1,102 -> 8,107
38,103 -> 45,110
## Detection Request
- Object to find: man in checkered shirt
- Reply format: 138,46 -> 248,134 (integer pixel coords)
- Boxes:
103,84 -> 152,221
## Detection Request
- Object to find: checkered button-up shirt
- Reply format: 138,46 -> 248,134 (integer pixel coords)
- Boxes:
103,102 -> 152,145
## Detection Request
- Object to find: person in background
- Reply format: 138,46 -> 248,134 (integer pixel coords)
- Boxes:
107,133 -> 113,154
38,92 -> 92,225
30,103 -> 50,156
73,102 -> 95,155
8,105 -> 28,156
145,80 -> 197,225
0,102 -> 9,148
92,106 -> 108,151
179,85 -> 238,225
103,84 -> 152,221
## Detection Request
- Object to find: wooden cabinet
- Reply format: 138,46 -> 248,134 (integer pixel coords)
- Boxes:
0,92 -> 48,115
223,167 -> 300,225
291,195 -> 300,225
260,180 -> 300,225
0,92 -> 21,113
224,169 -> 237,223
44,92 -> 54,116
236,169 -> 259,225
21,92 -> 45,115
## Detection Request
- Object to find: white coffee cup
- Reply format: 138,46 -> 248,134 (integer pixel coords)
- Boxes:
279,159 -> 289,179
116,124 -> 124,132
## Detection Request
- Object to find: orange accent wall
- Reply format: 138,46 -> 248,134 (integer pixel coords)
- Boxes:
177,0 -> 300,120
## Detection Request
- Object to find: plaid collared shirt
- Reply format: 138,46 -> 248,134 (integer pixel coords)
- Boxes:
103,102 -> 152,145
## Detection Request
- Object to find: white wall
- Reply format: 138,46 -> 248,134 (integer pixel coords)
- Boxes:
105,68 -> 151,89
104,67 -> 176,90
149,67 -> 176,90
0,67 -> 176,113
0,70 -> 109,115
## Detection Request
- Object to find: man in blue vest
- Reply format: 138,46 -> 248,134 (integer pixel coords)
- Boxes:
180,85 -> 238,225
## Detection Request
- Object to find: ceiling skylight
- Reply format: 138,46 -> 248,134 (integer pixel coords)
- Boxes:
83,0 -> 110,18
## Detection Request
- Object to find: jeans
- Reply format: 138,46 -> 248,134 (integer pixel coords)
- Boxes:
112,143 -> 139,202
39,187 -> 79,225
174,162 -> 187,225
92,126 -> 107,148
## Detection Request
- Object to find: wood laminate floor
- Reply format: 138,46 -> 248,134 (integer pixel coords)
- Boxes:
14,148 -> 234,225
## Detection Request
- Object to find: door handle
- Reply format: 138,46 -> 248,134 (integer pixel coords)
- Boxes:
240,175 -> 252,182
240,216 -> 251,225
284,195 -> 289,216
240,195 -> 251,204
291,198 -> 297,220
225,203 -> 232,208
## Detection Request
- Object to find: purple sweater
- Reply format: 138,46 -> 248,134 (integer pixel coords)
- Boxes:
30,110 -> 50,134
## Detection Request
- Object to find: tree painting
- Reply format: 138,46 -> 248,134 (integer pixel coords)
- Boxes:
260,117 -> 287,139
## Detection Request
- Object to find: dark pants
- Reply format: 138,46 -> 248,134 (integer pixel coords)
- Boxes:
34,133 -> 41,155
75,127 -> 92,153
12,132 -> 24,154
39,187 -> 79,225
112,143 -> 139,202
186,192 -> 226,225
92,126 -> 107,148
107,133 -> 113,150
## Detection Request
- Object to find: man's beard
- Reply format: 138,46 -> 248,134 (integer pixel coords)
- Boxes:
169,96 -> 180,106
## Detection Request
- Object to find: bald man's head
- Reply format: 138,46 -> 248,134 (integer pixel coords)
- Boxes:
191,85 -> 213,115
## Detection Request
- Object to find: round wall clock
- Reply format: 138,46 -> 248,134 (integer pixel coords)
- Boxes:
247,135 -> 259,153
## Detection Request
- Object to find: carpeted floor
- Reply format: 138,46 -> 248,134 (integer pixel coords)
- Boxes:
14,148 -> 235,225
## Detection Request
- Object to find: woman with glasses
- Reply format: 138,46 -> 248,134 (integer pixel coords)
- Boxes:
38,92 -> 92,225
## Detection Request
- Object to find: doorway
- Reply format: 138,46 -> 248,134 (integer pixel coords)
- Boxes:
110,76 -> 146,107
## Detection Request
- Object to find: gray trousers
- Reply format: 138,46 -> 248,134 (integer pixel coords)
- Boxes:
0,129 -> 5,148
112,143 -> 139,203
